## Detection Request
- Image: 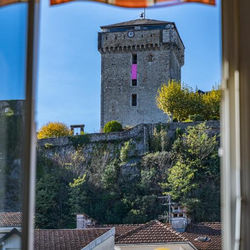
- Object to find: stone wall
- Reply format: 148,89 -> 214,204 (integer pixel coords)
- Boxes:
38,123 -> 149,159
37,121 -> 220,189
38,121 -> 220,160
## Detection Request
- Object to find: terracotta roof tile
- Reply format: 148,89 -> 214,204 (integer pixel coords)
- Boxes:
34,228 -> 109,250
101,220 -> 221,249
101,224 -> 143,238
0,212 -> 22,227
181,222 -> 222,250
115,220 -> 188,244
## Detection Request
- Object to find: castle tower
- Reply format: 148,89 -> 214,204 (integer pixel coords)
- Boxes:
98,19 -> 184,128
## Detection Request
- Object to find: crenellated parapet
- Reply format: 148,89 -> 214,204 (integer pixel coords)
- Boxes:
98,23 -> 184,66
99,43 -> 161,53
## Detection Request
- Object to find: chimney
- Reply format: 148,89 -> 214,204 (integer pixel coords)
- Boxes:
170,204 -> 189,232
76,214 -> 85,229
76,213 -> 96,229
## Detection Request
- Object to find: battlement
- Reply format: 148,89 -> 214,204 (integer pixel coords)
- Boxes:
98,23 -> 184,66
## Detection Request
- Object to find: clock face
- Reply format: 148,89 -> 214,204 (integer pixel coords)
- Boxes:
127,31 -> 135,38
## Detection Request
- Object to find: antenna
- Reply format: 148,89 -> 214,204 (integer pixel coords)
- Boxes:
140,8 -> 146,19
158,195 -> 172,223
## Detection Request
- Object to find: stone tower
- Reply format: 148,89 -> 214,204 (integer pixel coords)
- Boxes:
98,19 -> 184,128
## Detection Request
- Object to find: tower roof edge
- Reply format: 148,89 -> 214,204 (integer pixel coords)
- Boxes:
100,19 -> 173,29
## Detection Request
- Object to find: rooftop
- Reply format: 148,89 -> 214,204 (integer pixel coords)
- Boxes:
104,220 -> 188,244
182,222 -> 221,250
100,18 -> 172,29
0,212 -> 22,227
0,213 -> 221,250
101,223 -> 144,238
34,228 -> 110,250
102,220 -> 221,250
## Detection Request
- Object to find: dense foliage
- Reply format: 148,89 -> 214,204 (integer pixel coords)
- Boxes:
103,120 -> 123,133
36,153 -> 73,228
0,101 -> 24,212
35,122 -> 220,228
202,89 -> 221,120
37,122 -> 72,139
166,123 -> 220,222
156,81 -> 221,121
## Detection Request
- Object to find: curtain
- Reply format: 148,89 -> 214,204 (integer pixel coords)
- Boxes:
0,0 -> 215,7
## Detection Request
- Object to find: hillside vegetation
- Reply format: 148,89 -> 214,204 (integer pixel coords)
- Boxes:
35,122 -> 220,228
0,100 -> 24,212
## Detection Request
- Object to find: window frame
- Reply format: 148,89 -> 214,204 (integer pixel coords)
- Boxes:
132,53 -> 137,64
131,94 -> 137,106
132,79 -> 137,86
21,0 -> 40,249
12,0 -> 250,249
221,0 -> 250,249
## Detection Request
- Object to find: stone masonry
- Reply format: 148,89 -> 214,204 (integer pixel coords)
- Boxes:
98,19 -> 185,128
37,121 -> 219,188
38,121 -> 220,159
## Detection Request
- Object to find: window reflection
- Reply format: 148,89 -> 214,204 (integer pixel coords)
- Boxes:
0,3 -> 28,250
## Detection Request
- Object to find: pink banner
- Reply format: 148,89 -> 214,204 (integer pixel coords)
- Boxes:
131,64 -> 137,80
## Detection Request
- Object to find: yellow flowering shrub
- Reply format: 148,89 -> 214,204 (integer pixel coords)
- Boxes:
156,80 -> 221,121
37,122 -> 72,139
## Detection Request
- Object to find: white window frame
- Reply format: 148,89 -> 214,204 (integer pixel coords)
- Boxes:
221,0 -> 250,249
19,0 -> 250,249
21,0 -> 40,249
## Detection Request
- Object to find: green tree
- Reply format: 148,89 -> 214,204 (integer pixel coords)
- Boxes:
188,91 -> 205,119
156,81 -> 190,121
156,81 -> 221,121
0,101 -> 24,212
103,120 -> 123,133
37,122 -> 72,139
166,123 -> 220,222
202,89 -> 222,120
36,120 -> 220,227
67,146 -> 168,225
35,156 -> 73,229
101,160 -> 120,189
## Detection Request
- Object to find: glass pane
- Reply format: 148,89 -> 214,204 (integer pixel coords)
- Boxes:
36,3 -> 221,249
0,3 -> 28,249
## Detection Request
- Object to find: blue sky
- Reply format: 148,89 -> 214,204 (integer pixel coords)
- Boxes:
0,1 -> 221,132
37,1 -> 221,132
0,4 -> 27,100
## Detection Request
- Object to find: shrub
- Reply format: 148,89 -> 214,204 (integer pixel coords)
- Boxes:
69,134 -> 90,149
150,124 -> 169,152
120,140 -> 134,162
202,89 -> 221,120
156,81 -> 190,121
166,123 -> 220,222
175,127 -> 184,139
103,120 -> 123,133
44,143 -> 54,149
188,114 -> 205,122
156,81 -> 221,121
37,122 -> 72,139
